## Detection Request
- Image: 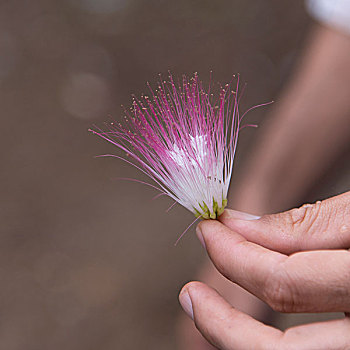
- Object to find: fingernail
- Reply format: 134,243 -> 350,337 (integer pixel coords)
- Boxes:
179,289 -> 193,320
196,226 -> 206,248
226,209 -> 261,221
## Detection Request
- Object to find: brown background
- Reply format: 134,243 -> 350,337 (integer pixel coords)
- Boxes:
1,1 -> 349,349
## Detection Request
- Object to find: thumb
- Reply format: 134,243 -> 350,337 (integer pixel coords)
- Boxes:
219,191 -> 350,254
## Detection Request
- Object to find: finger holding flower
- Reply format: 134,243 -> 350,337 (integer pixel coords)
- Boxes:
179,191 -> 350,350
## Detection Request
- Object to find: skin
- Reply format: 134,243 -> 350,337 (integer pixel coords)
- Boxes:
178,23 -> 350,350
179,191 -> 350,350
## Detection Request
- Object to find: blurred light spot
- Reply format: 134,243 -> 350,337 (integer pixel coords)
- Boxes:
0,33 -> 19,81
68,0 -> 130,36
61,72 -> 111,119
68,44 -> 115,79
73,0 -> 129,14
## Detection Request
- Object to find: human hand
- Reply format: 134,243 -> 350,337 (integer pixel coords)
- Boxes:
179,191 -> 350,349
177,262 -> 270,350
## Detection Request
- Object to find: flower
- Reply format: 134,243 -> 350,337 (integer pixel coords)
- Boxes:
90,73 -> 265,221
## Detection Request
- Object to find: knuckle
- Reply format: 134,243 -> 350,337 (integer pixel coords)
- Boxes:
289,202 -> 321,231
282,200 -> 328,237
263,268 -> 298,313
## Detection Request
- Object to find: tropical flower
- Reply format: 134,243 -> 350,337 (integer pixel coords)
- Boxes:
90,73 -> 265,224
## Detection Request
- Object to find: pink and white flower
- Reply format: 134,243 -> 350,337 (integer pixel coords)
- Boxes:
90,73 -> 265,221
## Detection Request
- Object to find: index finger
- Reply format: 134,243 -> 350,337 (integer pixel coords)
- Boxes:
219,191 -> 350,254
198,219 -> 350,313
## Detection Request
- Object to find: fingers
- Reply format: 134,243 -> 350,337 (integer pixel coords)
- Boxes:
197,219 -> 350,312
219,191 -> 350,254
179,282 -> 282,350
177,314 -> 217,350
179,282 -> 350,350
177,263 -> 270,350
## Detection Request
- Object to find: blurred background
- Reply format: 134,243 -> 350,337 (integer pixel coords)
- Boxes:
1,0 -> 349,349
